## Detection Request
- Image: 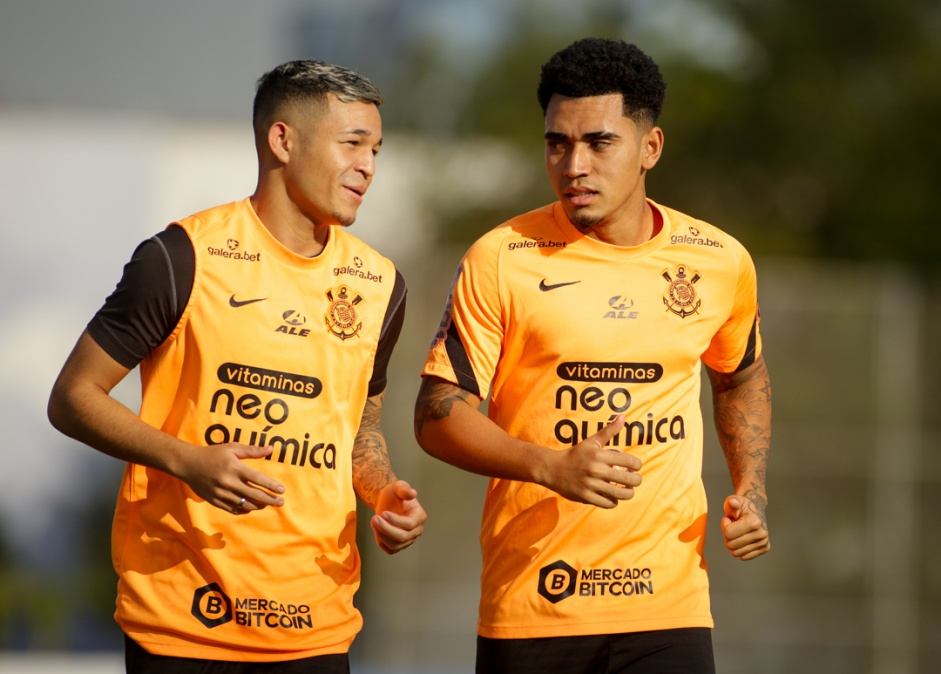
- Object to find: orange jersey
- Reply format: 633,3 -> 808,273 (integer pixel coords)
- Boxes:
422,200 -> 760,639
113,199 -> 400,660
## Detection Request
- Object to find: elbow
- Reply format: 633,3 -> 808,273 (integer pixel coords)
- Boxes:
413,410 -> 445,460
47,385 -> 69,435
47,380 -> 78,438
413,415 -> 433,455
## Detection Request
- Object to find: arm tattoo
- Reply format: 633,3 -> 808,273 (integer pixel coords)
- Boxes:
352,393 -> 395,510
414,377 -> 476,438
708,357 -> 772,527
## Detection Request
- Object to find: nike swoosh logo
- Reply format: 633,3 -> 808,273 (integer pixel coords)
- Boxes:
229,294 -> 267,308
539,279 -> 581,292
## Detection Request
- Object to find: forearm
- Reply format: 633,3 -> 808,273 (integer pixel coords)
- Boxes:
352,393 -> 397,510
48,332 -> 191,477
413,376 -> 553,486
708,355 -> 772,521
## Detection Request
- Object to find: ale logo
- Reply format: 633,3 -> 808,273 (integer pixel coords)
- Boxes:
538,560 -> 577,604
192,582 -> 233,628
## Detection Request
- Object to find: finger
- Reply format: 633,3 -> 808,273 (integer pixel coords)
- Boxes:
603,465 -> 642,489
373,531 -> 405,556
223,497 -> 250,515
729,539 -> 771,560
240,469 -> 286,505
724,495 -> 743,519
602,484 -> 636,502
371,516 -> 421,553
602,449 -> 642,473
376,510 -> 425,531
723,511 -> 762,539
231,495 -> 271,513
588,415 -> 626,448
391,480 -> 418,501
230,443 -> 276,460
240,484 -> 285,507
724,521 -> 769,553
737,545 -> 771,561
575,485 -> 622,509
725,530 -> 768,550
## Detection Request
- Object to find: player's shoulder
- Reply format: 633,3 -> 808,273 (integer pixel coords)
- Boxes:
174,199 -> 247,238
466,203 -> 562,260
330,226 -> 397,270
658,201 -> 752,259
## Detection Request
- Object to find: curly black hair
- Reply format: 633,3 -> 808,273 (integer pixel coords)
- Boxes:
537,38 -> 666,126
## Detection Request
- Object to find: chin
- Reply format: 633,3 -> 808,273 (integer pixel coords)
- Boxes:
569,211 -> 604,233
333,211 -> 357,227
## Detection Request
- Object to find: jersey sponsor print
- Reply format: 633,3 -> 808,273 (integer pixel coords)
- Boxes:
423,200 -> 761,638
107,199 -> 400,661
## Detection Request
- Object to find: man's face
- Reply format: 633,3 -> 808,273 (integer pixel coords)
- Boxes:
544,93 -> 660,235
284,94 -> 382,228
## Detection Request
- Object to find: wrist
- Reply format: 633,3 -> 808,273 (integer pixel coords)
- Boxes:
527,443 -> 558,489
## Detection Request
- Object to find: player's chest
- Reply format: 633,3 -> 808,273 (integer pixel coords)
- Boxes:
190,256 -> 389,360
504,253 -> 733,360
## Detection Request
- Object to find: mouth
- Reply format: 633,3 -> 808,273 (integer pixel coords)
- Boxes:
345,185 -> 365,202
563,187 -> 598,207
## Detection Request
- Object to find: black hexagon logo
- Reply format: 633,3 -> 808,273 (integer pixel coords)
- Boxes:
538,560 -> 577,604
191,582 -> 233,628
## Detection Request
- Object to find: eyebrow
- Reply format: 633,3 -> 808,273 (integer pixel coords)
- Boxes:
545,130 -> 621,142
342,128 -> 383,146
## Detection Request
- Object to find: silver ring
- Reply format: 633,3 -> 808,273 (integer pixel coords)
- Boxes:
238,497 -> 247,508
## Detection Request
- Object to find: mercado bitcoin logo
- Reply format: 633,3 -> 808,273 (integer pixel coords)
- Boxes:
192,583 -> 233,628
538,560 -> 577,604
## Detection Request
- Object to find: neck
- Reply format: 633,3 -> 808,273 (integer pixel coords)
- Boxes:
586,199 -> 661,248
251,179 -> 329,258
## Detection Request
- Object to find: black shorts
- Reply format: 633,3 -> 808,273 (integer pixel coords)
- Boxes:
125,635 -> 350,674
476,628 -> 715,674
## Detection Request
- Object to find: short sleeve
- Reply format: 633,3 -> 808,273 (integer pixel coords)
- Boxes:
421,230 -> 507,399
86,225 -> 195,368
367,269 -> 407,397
701,244 -> 762,373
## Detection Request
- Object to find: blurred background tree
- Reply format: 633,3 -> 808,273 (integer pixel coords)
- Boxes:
367,0 -> 941,273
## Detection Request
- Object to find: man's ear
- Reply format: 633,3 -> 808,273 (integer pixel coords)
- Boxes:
267,121 -> 292,164
641,126 -> 664,171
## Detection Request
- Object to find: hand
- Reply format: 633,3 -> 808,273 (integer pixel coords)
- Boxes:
370,480 -> 426,554
540,415 -> 642,508
176,443 -> 286,515
721,495 -> 770,560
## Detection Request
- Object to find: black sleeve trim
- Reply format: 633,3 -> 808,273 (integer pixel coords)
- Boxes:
444,319 -> 481,398
86,225 -> 195,368
367,269 -> 407,397
733,310 -> 759,373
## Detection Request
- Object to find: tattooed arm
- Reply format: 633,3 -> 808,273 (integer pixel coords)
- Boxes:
352,392 -> 426,554
706,354 -> 772,561
414,376 -> 642,508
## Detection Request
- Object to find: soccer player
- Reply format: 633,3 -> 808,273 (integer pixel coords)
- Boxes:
414,38 -> 770,673
48,60 -> 426,673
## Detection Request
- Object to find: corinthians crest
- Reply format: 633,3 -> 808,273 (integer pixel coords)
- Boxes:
325,285 -> 364,340
661,265 -> 702,318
